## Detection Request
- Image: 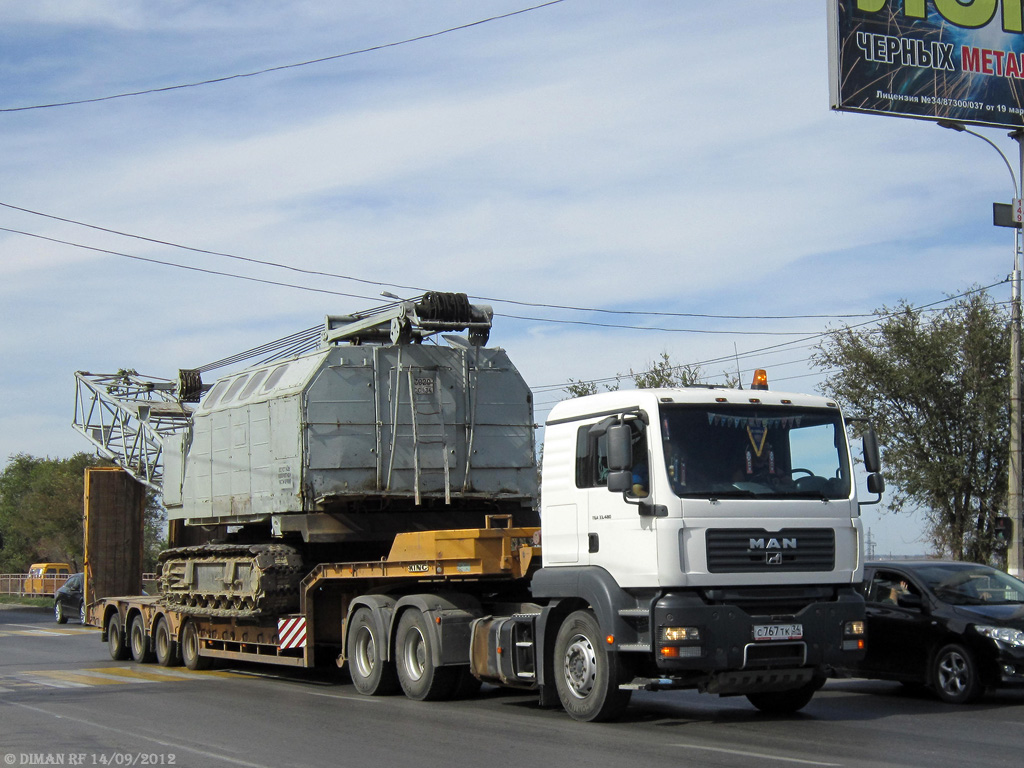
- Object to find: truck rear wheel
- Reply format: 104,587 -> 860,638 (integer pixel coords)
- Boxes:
153,617 -> 180,667
129,614 -> 155,663
181,619 -> 210,671
347,607 -> 399,695
394,609 -> 458,701
107,612 -> 130,661
553,610 -> 632,722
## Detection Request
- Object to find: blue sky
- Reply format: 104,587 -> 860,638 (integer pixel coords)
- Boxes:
0,1 -> 1015,555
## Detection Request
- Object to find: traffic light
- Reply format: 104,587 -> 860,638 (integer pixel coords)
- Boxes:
994,516 -> 1013,544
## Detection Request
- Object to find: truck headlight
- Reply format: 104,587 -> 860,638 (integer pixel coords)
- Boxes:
975,625 -> 1024,648
662,626 -> 700,642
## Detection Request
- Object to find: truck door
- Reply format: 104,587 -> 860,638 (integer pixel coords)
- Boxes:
577,417 -> 658,584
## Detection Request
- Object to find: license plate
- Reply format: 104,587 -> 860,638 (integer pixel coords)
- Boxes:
753,623 -> 803,641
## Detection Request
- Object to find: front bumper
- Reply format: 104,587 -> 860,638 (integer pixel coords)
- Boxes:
651,589 -> 865,674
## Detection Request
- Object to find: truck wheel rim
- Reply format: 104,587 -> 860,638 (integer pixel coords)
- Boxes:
402,628 -> 426,682
562,633 -> 597,698
353,627 -> 376,678
937,651 -> 968,696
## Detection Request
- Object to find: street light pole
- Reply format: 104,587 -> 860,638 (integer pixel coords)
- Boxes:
938,121 -> 1023,576
1010,129 -> 1024,578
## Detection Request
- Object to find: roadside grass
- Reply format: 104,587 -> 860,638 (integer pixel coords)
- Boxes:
0,595 -> 52,608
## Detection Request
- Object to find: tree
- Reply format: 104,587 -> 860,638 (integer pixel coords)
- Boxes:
563,352 -> 703,398
0,453 -> 167,574
813,292 -> 1010,563
0,453 -> 106,572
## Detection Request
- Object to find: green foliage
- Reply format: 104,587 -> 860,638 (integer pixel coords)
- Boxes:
143,491 -> 168,573
1,453 -> 168,574
0,452 -> 106,572
629,352 -> 703,389
563,352 -> 702,398
813,291 -> 1010,563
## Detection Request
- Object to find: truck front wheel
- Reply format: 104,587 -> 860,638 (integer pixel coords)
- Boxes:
746,680 -> 818,714
394,609 -> 458,701
347,607 -> 399,695
553,610 -> 632,722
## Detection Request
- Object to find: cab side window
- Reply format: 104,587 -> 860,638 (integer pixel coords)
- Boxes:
575,426 -> 608,488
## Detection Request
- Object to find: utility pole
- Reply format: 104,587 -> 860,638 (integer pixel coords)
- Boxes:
1009,130 -> 1024,579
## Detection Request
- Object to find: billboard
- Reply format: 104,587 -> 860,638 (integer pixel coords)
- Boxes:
829,0 -> 1024,129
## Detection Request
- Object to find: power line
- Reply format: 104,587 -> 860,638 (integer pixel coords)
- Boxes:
0,1 -> 569,113
528,282 -> 1008,393
0,226 -> 383,302
0,200 -> 880,322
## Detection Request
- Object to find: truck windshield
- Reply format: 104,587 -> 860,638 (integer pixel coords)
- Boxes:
659,404 -> 851,500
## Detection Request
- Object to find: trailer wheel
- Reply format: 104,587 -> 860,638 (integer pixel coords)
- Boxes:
107,612 -> 130,661
153,617 -> 180,667
347,607 -> 399,695
181,619 -> 210,671
129,614 -> 155,663
394,609 -> 458,701
553,610 -> 632,722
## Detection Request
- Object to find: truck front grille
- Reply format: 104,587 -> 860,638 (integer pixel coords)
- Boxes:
706,528 -> 835,573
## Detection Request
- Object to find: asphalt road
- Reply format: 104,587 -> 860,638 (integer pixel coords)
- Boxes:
1,605 -> 1021,768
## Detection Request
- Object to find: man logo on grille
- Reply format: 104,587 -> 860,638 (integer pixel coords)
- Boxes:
766,552 -> 783,565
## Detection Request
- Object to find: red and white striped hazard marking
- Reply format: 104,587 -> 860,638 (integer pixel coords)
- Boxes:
277,617 -> 307,650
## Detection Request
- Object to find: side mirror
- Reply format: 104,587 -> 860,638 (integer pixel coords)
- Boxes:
897,592 -> 923,610
607,470 -> 632,493
867,473 -> 885,495
863,428 -> 881,474
607,423 -> 632,472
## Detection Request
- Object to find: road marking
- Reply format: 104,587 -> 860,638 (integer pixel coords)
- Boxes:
6,665 -> 236,691
12,701 -> 285,768
673,744 -> 842,766
0,624 -> 97,637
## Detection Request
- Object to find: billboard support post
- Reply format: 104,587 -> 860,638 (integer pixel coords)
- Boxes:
938,121 -> 1024,576
1012,130 -> 1024,579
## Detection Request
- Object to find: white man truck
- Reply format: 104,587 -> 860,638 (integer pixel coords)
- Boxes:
74,292 -> 876,722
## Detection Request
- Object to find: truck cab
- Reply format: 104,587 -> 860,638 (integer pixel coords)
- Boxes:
532,377 -> 874,715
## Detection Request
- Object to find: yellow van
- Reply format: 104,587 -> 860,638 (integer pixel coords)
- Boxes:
24,563 -> 72,595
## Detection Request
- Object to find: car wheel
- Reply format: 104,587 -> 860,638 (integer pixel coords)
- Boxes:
79,602 -> 87,625
54,600 -> 67,624
107,612 -> 130,661
931,643 -> 984,704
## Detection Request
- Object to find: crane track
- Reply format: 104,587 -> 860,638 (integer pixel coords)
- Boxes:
158,543 -> 305,618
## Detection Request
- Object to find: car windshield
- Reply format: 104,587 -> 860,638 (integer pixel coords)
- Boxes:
912,564 -> 1024,606
660,404 -> 852,499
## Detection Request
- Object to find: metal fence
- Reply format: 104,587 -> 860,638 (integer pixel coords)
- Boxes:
1,573 -> 158,597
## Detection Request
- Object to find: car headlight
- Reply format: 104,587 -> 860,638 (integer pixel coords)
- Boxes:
975,625 -> 1024,648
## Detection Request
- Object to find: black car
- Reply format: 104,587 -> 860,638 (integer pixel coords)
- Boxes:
53,572 -> 85,624
845,560 -> 1024,703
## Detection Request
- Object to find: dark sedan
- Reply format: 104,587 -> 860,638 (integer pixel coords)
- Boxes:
53,572 -> 85,624
842,560 -> 1024,703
